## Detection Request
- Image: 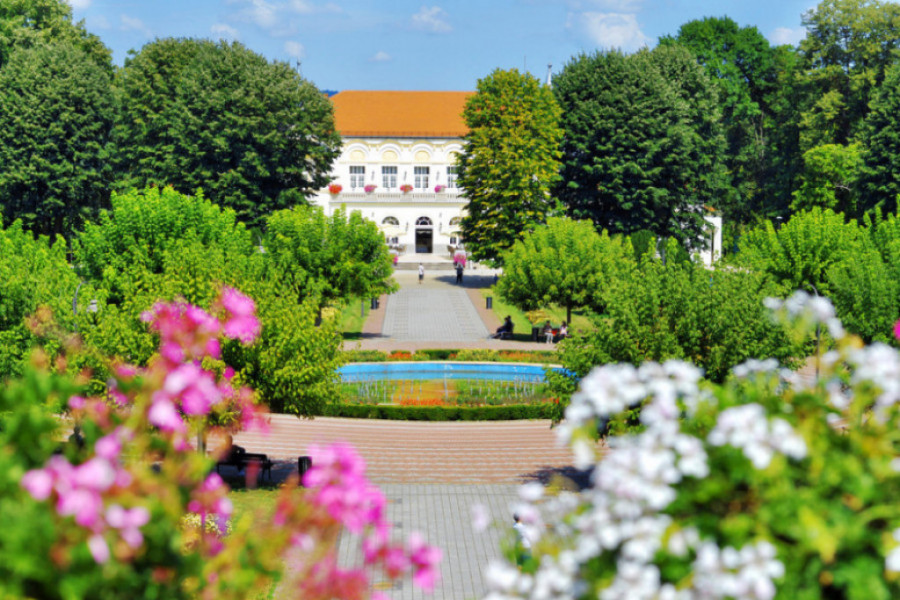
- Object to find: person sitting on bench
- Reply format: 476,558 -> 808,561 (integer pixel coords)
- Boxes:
490,316 -> 514,339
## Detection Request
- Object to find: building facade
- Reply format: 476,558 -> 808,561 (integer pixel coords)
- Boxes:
311,90 -> 723,266
310,91 -> 473,257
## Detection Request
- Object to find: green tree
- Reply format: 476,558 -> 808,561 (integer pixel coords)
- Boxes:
263,205 -> 398,311
0,39 -> 114,237
0,216 -> 79,380
554,48 -> 726,247
457,68 -> 562,266
0,0 -> 110,71
859,62 -> 900,215
497,217 -> 633,324
112,39 -> 341,228
736,207 -> 863,296
798,0 -> 900,150
660,17 -> 782,225
791,143 -> 862,214
75,186 -> 342,416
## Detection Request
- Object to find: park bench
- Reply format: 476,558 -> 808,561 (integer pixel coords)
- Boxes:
216,446 -> 273,481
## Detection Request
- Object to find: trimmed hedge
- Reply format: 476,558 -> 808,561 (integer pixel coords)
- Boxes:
318,403 -> 556,421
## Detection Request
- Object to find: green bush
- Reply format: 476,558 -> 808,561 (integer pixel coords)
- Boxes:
342,349 -> 388,362
320,404 -> 556,421
414,349 -> 458,360
454,349 -> 500,362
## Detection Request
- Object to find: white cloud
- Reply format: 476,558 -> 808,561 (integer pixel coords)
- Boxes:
67,0 -> 92,9
770,26 -> 806,47
120,15 -> 152,38
576,12 -> 649,51
284,40 -> 305,60
370,50 -> 392,62
90,15 -> 111,29
211,23 -> 240,42
411,6 -> 452,33
243,0 -> 279,29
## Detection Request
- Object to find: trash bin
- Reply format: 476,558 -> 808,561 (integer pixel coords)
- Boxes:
370,298 -> 378,310
298,456 -> 312,481
532,326 -> 541,341
486,296 -> 493,309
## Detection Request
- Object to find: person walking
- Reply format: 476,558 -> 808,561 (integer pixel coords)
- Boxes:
418,263 -> 425,284
513,513 -> 532,568
455,262 -> 464,284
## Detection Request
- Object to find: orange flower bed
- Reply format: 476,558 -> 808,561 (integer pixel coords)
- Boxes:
389,351 -> 413,360
398,398 -> 446,407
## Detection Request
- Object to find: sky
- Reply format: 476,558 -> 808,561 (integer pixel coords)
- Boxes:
66,0 -> 821,92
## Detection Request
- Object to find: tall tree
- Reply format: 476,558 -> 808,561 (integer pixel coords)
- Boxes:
798,0 -> 900,150
660,17 -> 781,224
858,61 -> 900,214
263,205 -> 398,310
0,39 -> 114,237
0,0 -> 110,71
554,48 -> 726,247
457,68 -> 562,266
791,143 -> 862,214
113,39 -> 341,228
497,217 -> 633,324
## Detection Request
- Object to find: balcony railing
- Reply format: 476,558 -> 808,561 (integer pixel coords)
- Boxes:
326,190 -> 466,203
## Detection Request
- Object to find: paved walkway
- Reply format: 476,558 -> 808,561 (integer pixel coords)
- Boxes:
263,266 -> 575,599
229,416 -> 580,600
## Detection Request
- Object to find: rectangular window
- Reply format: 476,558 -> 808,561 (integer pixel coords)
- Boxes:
447,166 -> 459,189
414,166 -> 430,189
382,166 -> 397,189
349,166 -> 365,189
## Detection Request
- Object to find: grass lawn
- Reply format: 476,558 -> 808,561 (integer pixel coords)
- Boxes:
480,286 -> 596,340
337,299 -> 370,340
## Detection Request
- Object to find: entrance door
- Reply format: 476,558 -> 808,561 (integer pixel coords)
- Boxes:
414,216 -> 433,253
415,228 -> 433,253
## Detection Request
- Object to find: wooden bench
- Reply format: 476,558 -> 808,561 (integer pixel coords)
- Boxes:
216,447 -> 273,481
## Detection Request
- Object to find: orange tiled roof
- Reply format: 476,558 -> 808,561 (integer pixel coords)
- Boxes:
331,91 -> 473,138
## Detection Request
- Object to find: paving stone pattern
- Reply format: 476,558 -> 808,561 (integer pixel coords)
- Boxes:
381,288 -> 489,342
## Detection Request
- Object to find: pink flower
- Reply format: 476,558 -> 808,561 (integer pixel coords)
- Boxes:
164,363 -> 222,416
88,534 -> 110,564
57,488 -> 103,528
408,531 -> 442,591
148,397 -> 185,432
94,433 -> 122,461
68,396 -> 86,410
106,505 -> 150,548
22,469 -> 53,501
74,457 -> 116,492
894,319 -> 900,340
219,287 -> 260,344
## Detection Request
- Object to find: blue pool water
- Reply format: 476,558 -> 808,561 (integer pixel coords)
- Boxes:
339,361 -> 558,383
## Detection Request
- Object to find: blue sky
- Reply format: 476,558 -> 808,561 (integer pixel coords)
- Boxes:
67,0 -> 820,91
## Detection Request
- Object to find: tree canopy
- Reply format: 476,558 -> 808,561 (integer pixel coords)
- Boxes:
497,217 -> 632,324
263,205 -> 398,309
112,38 -> 341,228
457,68 -> 562,266
553,47 -> 726,247
0,38 -> 114,237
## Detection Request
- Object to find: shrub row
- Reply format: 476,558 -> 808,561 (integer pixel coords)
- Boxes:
341,349 -> 559,364
318,403 -> 556,421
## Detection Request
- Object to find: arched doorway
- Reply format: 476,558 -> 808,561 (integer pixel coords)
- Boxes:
415,216 -> 433,253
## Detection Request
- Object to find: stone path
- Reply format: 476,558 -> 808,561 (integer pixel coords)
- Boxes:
234,416 -> 581,600
382,287 -> 489,342
262,264 -> 576,599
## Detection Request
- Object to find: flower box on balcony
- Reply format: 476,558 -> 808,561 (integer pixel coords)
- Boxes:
364,184 -> 377,193
328,183 -> 342,194
434,185 -> 446,193
400,184 -> 414,193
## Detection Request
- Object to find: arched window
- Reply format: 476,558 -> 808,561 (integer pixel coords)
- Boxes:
382,216 -> 399,225
416,216 -> 433,227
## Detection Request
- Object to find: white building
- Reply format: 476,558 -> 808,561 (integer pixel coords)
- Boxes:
311,90 -> 722,265
310,91 -> 473,257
